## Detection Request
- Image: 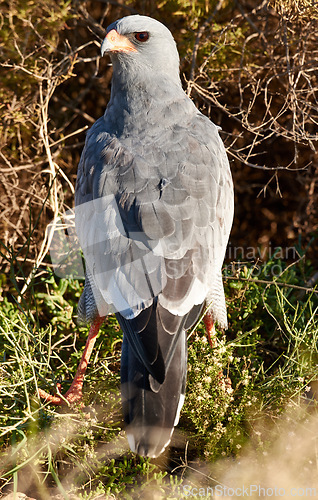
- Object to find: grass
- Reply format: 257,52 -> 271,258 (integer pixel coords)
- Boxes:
1,245 -> 318,498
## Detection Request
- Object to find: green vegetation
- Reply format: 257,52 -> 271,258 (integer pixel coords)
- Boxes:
1,251 -> 318,497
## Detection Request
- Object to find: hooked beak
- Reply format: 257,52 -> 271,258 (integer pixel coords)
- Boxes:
101,29 -> 138,56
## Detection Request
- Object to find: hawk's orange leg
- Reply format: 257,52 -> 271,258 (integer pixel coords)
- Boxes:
203,312 -> 217,348
38,316 -> 105,406
203,312 -> 232,391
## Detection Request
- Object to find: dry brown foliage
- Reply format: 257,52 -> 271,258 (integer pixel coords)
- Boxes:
1,0 -> 317,292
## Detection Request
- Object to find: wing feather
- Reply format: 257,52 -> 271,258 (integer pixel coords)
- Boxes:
75,110 -> 233,324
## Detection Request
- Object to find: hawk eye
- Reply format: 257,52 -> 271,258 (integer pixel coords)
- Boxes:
135,32 -> 149,42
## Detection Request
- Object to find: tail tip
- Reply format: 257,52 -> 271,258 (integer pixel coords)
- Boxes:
126,426 -> 174,458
